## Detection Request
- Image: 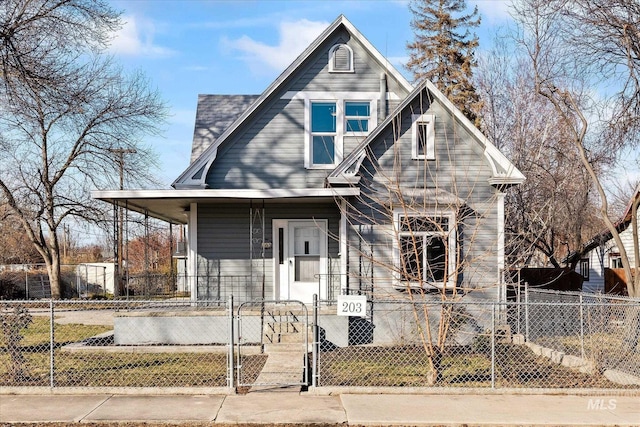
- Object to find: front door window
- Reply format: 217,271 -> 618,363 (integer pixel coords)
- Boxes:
293,226 -> 320,282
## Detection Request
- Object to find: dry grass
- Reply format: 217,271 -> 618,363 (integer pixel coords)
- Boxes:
318,344 -> 633,388
1,317 -> 267,387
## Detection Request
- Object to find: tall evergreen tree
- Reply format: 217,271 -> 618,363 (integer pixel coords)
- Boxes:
407,0 -> 482,124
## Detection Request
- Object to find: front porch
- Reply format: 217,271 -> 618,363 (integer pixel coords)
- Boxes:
92,187 -> 359,303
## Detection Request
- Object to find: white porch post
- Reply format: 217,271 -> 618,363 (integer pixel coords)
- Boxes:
188,203 -> 198,302
340,199 -> 348,295
496,192 -> 506,303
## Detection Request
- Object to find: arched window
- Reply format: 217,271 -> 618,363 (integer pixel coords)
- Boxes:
329,44 -> 354,73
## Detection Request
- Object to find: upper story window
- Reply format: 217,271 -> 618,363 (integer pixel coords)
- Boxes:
329,44 -> 354,73
311,102 -> 337,165
285,90 -> 381,169
345,101 -> 370,133
411,114 -> 435,160
306,97 -> 377,169
395,212 -> 456,289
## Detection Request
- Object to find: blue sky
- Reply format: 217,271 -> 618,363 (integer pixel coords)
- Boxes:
106,0 -> 514,186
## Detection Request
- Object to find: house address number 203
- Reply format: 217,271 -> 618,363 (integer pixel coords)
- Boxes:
337,295 -> 367,317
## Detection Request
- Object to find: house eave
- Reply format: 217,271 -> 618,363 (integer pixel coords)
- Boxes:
327,175 -> 361,185
488,176 -> 526,190
92,188 -> 360,224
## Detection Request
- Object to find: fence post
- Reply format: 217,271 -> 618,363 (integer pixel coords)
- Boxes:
579,294 -> 585,359
516,277 -> 521,335
524,281 -> 530,342
491,303 -> 496,389
49,299 -> 55,388
228,295 -> 235,391
312,293 -> 319,388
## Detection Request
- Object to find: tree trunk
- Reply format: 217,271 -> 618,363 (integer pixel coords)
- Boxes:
427,347 -> 443,386
45,250 -> 62,299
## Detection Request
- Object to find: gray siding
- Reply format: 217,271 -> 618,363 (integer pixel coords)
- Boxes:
196,201 -> 341,300
204,27 -> 410,190
344,91 -> 501,299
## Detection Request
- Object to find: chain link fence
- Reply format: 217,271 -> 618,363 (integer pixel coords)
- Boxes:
0,300 -> 234,389
521,290 -> 640,383
1,293 -> 639,392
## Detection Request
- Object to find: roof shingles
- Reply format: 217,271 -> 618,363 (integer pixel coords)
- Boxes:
190,94 -> 259,162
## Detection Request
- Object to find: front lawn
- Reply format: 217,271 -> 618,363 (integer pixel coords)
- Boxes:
317,344 -> 634,388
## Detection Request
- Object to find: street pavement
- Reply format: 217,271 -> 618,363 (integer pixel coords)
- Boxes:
1,390 -> 639,426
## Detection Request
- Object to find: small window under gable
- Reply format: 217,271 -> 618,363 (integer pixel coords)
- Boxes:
345,101 -> 370,133
411,114 -> 435,160
329,44 -> 354,73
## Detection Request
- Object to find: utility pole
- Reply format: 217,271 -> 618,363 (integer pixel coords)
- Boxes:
109,148 -> 136,298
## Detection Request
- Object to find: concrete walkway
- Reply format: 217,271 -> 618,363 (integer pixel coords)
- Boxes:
1,392 -> 639,426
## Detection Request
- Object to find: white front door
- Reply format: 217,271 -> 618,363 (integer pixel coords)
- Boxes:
274,219 -> 327,303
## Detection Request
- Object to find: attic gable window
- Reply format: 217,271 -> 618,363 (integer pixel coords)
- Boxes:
411,114 -> 435,160
329,44 -> 354,73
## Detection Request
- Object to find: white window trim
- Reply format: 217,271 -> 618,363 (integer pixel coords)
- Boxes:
304,96 -> 378,169
393,210 -> 457,290
344,100 -> 372,136
328,44 -> 354,73
411,114 -> 435,160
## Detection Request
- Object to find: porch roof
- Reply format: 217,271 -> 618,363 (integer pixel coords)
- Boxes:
91,188 -> 360,224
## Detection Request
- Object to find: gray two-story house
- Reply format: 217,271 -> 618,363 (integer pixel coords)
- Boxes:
93,15 -> 525,305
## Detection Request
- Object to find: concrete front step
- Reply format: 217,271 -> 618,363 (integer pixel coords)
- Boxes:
264,323 -> 312,345
263,342 -> 310,353
264,321 -> 305,334
264,332 -> 309,344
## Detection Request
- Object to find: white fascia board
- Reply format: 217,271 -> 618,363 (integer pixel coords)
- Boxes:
172,148 -> 217,188
338,16 -> 413,93
422,80 -> 526,184
327,175 -> 361,185
92,188 -> 359,200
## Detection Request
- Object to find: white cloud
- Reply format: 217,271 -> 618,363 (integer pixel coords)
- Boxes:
109,15 -> 175,57
224,19 -> 329,73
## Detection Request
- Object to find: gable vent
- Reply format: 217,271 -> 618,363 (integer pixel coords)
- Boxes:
329,44 -> 354,73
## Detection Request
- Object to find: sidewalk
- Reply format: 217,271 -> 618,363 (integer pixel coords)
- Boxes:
1,391 -> 639,426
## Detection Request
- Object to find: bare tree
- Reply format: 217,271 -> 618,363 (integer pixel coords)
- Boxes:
512,0 -> 639,297
0,204 -> 43,265
0,1 -> 166,298
331,86 -> 514,384
476,35 -> 606,269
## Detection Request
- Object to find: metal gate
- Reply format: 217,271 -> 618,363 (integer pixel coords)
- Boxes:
236,300 -> 309,388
